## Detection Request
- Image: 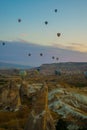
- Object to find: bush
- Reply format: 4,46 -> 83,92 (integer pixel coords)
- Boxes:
56,119 -> 68,130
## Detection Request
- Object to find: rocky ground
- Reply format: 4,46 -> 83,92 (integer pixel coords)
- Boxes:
0,63 -> 87,130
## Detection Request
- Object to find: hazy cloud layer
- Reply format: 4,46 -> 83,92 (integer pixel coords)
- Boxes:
52,42 -> 87,52
0,40 -> 87,66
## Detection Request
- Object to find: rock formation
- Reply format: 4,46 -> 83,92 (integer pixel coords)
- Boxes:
0,80 -> 21,111
48,85 -> 87,130
24,83 -> 56,130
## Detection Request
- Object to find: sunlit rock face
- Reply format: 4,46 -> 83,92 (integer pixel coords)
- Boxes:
4,81 -> 86,130
0,81 -> 21,111
24,83 -> 56,130
0,79 -> 87,130
48,85 -> 87,130
20,82 -> 43,97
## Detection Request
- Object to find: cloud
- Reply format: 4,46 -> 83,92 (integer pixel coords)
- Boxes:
17,38 -> 30,43
70,43 -> 84,46
51,43 -> 67,49
20,33 -> 28,37
52,42 -> 87,53
0,40 -> 87,66
66,43 -> 87,52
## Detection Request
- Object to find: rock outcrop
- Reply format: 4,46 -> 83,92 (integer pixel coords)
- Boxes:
0,78 -> 87,130
0,80 -> 21,111
24,83 -> 56,130
48,85 -> 87,130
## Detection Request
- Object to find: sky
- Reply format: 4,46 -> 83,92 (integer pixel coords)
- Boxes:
0,0 -> 87,66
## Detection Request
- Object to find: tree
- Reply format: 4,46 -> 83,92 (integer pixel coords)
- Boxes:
55,119 -> 68,130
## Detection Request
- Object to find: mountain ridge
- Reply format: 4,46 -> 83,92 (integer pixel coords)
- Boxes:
0,62 -> 33,69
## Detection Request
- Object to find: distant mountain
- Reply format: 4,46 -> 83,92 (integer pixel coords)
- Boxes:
0,62 -> 33,69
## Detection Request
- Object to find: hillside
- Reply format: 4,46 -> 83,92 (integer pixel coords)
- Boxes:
39,62 -> 87,75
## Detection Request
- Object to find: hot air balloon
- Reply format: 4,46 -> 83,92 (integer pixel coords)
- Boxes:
2,42 -> 5,46
45,21 -> 48,25
37,67 -> 40,72
52,56 -> 55,59
57,33 -> 61,37
40,53 -> 43,56
54,9 -> 57,13
84,71 -> 87,78
18,19 -> 21,23
28,53 -> 31,56
55,70 -> 61,76
19,70 -> 27,80
56,57 -> 59,61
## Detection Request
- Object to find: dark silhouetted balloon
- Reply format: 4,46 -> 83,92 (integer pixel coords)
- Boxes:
57,33 -> 61,37
2,42 -> 5,46
84,71 -> 87,78
54,9 -> 57,12
55,70 -> 61,76
40,53 -> 43,56
37,67 -> 40,72
18,19 -> 21,23
28,53 -> 31,56
52,56 -> 55,59
56,57 -> 59,61
45,21 -> 48,25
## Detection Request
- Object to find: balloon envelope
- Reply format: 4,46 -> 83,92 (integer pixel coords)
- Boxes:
84,71 -> 87,78
28,53 -> 31,56
40,53 -> 43,56
2,42 -> 5,45
57,33 -> 61,37
18,19 -> 21,22
45,21 -> 48,25
19,70 -> 27,78
54,9 -> 57,12
56,57 -> 59,60
52,56 -> 55,59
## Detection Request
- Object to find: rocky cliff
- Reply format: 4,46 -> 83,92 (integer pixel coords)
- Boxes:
0,80 -> 21,111
24,83 -> 56,130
